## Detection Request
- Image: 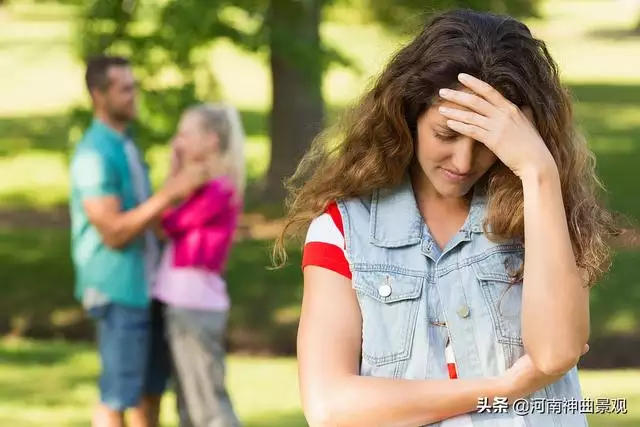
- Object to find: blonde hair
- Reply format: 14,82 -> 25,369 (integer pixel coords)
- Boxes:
180,102 -> 247,199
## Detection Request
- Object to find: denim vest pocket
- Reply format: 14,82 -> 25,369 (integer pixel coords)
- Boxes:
352,270 -> 423,367
472,249 -> 525,366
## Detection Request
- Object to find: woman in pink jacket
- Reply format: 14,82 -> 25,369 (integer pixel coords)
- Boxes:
153,103 -> 245,427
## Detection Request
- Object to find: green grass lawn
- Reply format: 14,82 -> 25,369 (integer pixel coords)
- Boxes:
0,339 -> 638,427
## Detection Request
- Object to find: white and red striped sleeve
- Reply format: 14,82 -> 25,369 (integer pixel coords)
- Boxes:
302,202 -> 352,279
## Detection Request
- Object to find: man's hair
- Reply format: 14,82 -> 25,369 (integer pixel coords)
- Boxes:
85,55 -> 130,94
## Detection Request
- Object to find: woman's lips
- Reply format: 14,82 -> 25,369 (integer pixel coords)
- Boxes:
439,167 -> 472,182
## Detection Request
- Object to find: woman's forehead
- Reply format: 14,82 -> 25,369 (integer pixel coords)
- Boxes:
180,111 -> 203,128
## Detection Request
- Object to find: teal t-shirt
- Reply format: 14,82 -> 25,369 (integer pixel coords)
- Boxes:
69,119 -> 150,308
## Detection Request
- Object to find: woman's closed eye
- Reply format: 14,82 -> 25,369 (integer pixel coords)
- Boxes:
434,128 -> 460,142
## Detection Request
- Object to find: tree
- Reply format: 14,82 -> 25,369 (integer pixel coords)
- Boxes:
71,0 -> 243,151
262,0 -> 325,202
72,0 -> 345,201
260,0 -> 542,202
72,0 -> 540,204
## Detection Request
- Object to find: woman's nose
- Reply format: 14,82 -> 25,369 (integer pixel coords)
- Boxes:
450,137 -> 475,174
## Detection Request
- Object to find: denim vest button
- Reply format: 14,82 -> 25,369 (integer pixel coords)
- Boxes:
457,305 -> 470,318
378,284 -> 392,297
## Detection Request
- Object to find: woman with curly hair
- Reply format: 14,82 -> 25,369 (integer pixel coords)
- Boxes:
274,8 -> 616,427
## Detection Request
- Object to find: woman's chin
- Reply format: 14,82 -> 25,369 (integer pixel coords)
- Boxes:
430,179 -> 474,199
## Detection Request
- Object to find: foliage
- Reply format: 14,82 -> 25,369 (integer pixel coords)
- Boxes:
347,0 -> 541,35
71,0 -> 226,150
70,0 -> 350,154
69,0 -> 540,149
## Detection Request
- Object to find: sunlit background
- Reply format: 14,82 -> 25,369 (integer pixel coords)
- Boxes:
0,0 -> 639,425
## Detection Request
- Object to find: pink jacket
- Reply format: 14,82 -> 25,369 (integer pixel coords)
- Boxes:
161,177 -> 240,273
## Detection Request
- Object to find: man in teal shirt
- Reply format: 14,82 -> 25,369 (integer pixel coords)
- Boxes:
69,55 -> 206,427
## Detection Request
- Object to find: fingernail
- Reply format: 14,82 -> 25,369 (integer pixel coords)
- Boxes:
459,73 -> 470,81
439,106 -> 450,113
439,88 -> 450,96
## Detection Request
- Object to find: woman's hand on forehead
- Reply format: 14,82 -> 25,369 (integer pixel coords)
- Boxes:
436,73 -> 556,179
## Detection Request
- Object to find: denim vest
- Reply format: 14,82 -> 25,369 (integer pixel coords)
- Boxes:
336,177 -> 587,427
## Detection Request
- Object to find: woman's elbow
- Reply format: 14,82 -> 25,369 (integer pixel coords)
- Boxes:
531,350 -> 582,376
303,386 -> 355,427
304,397 -> 337,427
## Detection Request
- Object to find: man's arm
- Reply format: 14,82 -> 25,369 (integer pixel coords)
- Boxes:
72,146 -> 183,250
83,192 -> 172,249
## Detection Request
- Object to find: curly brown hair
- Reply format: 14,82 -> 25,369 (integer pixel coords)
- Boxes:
273,9 -> 617,286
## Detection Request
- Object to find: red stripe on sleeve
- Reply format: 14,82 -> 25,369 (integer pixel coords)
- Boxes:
302,241 -> 352,279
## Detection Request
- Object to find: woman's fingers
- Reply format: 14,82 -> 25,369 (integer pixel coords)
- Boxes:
438,88 -> 495,117
457,73 -> 519,113
439,106 -> 491,130
445,119 -> 490,145
439,73 -> 521,120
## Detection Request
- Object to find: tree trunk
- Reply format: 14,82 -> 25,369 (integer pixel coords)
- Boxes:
262,0 -> 325,203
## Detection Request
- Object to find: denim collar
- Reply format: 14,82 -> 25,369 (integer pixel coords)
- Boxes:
369,175 -> 487,248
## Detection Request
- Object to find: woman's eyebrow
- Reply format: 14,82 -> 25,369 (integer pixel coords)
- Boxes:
435,124 -> 460,136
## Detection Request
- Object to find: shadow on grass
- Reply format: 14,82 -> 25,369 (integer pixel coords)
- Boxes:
0,339 -> 75,365
0,113 -> 71,156
0,228 -> 77,336
0,226 -> 304,354
594,152 -> 640,224
0,369 -> 96,408
0,340 -> 96,409
568,82 -> 640,107
225,238 -> 304,354
566,83 -> 640,221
